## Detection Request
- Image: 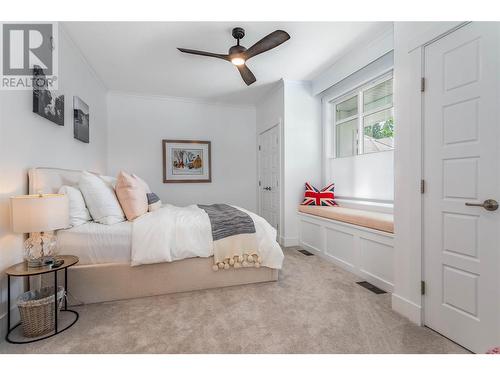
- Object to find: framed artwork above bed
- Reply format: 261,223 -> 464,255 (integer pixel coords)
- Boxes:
162,140 -> 212,183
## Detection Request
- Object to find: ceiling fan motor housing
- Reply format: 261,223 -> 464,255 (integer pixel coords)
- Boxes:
232,27 -> 245,40
229,45 -> 246,55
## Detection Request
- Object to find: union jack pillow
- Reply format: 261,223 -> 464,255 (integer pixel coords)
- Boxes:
302,182 -> 337,206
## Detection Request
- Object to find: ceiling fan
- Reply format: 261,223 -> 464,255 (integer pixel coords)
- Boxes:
177,27 -> 290,86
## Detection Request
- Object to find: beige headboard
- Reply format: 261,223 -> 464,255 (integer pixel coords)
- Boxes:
28,167 -> 99,194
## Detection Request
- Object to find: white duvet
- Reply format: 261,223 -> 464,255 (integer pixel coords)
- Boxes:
131,204 -> 284,269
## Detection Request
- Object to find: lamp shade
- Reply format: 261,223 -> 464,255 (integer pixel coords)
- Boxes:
10,194 -> 69,233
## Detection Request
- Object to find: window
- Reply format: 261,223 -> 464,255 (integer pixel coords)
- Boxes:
332,75 -> 394,158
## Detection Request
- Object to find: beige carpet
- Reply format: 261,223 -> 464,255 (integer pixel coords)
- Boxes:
0,248 -> 468,354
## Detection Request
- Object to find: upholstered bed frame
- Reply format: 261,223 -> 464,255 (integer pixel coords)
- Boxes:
29,167 -> 278,305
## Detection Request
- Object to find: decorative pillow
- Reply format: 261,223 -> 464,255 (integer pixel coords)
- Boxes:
79,171 -> 125,225
115,171 -> 148,221
133,174 -> 152,193
58,185 -> 91,227
302,182 -> 337,206
147,192 -> 162,212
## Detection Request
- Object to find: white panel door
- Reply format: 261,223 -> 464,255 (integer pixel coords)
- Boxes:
423,22 -> 500,353
258,125 -> 280,237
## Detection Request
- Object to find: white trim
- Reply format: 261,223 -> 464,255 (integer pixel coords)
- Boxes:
107,90 -> 256,110
392,293 -> 422,325
418,21 -> 478,331
257,121 -> 283,241
393,22 -> 471,327
321,52 -> 394,164
330,72 -> 394,159
298,212 -> 394,293
283,80 -> 312,87
280,236 -> 299,247
392,39 -> 425,326
406,22 -> 469,52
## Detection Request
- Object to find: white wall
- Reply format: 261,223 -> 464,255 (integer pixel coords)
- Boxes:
256,82 -> 284,135
392,21 -> 465,324
0,25 -> 108,338
282,81 -> 322,245
107,93 -> 257,211
255,80 -> 322,246
255,82 -> 285,240
312,24 -> 394,95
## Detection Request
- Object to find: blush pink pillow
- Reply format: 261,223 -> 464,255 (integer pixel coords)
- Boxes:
115,171 -> 148,221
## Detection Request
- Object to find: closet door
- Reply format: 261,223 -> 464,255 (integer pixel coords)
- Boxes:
258,124 -> 280,238
423,22 -> 500,353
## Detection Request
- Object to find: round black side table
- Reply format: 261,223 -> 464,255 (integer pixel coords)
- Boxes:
5,255 -> 80,344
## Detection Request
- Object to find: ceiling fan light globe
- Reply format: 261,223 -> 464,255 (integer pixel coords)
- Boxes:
231,57 -> 245,66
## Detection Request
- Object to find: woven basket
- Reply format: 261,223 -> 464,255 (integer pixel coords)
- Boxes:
17,286 -> 65,338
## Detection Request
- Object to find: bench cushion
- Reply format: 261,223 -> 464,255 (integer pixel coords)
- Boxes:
298,205 -> 394,234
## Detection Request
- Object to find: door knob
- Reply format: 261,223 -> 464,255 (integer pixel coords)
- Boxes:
465,199 -> 499,211
263,187 -> 272,191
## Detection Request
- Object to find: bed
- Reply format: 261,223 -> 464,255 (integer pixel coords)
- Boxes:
30,167 -> 280,305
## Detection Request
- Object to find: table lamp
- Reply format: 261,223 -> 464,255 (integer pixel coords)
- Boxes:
10,194 -> 69,267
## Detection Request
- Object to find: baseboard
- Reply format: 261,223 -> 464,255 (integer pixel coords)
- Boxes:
0,307 -> 20,344
279,236 -> 299,247
302,241 -> 394,293
299,242 -> 323,257
391,293 -> 422,325
359,269 -> 394,294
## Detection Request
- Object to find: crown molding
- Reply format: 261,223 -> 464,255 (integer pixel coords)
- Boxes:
106,90 -> 256,110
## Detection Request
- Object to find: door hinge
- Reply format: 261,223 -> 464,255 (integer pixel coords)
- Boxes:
420,179 -> 425,194
258,145 -> 261,151
258,180 -> 261,187
420,77 -> 425,92
421,281 -> 426,295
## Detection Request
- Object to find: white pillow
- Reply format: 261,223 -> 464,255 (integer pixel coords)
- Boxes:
79,171 -> 125,225
99,175 -> 118,189
58,185 -> 92,227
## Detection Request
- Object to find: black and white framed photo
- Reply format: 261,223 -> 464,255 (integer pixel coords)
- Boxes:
32,66 -> 64,126
73,96 -> 89,143
162,140 -> 211,183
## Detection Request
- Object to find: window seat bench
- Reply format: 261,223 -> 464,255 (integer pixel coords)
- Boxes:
298,205 -> 394,234
297,205 -> 394,292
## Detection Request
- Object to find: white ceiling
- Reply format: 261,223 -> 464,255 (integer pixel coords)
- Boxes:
63,22 -> 392,105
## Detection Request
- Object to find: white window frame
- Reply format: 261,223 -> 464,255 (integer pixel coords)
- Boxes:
330,71 -> 394,159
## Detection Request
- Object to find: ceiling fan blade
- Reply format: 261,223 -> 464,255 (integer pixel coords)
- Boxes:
243,30 -> 290,60
236,64 -> 256,86
178,48 -> 229,61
